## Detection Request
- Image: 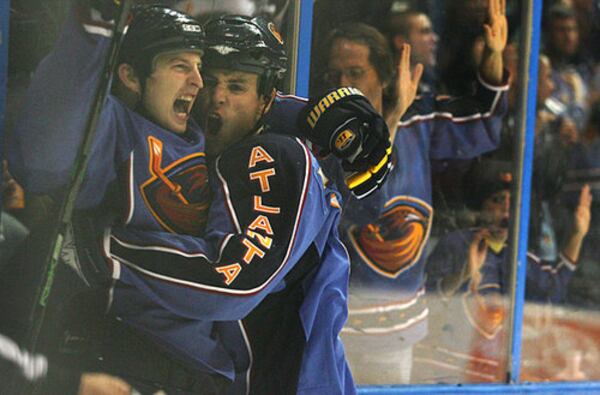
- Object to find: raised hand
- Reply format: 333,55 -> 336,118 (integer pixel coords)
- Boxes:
483,0 -> 508,54
387,44 -> 423,140
574,184 -> 592,237
468,228 -> 490,293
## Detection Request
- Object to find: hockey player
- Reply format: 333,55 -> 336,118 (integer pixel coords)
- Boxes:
309,0 -> 510,384
6,4 -> 228,393
422,162 -> 592,382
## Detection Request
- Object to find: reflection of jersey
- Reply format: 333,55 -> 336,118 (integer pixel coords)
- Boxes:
420,228 -> 576,382
8,13 -> 353,395
340,75 -> 509,349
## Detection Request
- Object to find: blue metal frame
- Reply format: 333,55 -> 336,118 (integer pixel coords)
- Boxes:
507,0 -> 542,383
294,0 -> 313,97
357,382 -> 600,394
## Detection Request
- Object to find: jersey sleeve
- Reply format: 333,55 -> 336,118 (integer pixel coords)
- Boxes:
263,93 -> 308,139
401,72 -> 509,160
107,135 -> 340,320
6,7 -> 129,207
525,252 -> 576,303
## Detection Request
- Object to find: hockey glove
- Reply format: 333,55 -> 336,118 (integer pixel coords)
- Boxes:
298,87 -> 392,199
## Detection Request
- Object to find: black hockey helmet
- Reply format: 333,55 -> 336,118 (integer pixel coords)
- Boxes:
202,15 -> 288,97
118,5 -> 204,78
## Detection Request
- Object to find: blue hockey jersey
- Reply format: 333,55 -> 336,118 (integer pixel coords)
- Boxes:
109,134 -> 354,395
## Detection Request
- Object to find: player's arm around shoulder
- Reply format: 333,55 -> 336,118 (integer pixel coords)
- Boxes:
214,132 -> 336,237
209,133 -> 338,290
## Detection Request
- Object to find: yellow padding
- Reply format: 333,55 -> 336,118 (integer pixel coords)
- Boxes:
370,152 -> 389,174
347,170 -> 372,189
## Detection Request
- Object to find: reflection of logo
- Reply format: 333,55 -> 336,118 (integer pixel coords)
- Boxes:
463,286 -> 505,339
334,129 -> 356,152
268,22 -> 284,45
350,197 -> 432,278
140,136 -> 211,236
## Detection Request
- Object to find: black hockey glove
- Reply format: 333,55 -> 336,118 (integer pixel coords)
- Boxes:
298,87 -> 392,199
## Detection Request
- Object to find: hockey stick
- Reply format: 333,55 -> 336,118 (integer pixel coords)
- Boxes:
27,0 -> 133,352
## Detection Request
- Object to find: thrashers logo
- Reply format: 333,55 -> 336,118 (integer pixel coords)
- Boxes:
351,197 -> 432,278
140,136 -> 211,236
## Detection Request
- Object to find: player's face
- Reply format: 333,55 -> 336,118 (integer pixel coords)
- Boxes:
199,69 -> 269,156
326,38 -> 384,112
406,14 -> 438,68
481,189 -> 511,240
143,51 -> 203,134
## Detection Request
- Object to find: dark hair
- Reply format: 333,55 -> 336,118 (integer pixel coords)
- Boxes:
320,23 -> 394,88
464,160 -> 513,210
546,3 -> 577,23
384,10 -> 423,39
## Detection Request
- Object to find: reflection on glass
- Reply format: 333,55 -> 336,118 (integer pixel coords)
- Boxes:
518,1 -> 600,382
311,0 -> 511,385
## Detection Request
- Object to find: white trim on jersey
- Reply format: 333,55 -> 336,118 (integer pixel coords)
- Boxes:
82,23 -> 113,38
398,83 -> 505,128
103,227 -> 121,279
238,321 -> 253,395
110,234 -> 211,259
124,152 -> 135,225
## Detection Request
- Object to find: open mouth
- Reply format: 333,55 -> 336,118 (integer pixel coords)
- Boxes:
205,113 -> 223,135
173,95 -> 194,118
500,218 -> 509,228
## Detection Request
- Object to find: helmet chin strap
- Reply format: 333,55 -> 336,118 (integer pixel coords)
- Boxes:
250,89 -> 276,135
237,89 -> 275,143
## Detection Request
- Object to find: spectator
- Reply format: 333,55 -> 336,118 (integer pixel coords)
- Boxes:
490,52 -> 579,263
543,3 -> 592,128
562,99 -> 600,306
385,9 -> 439,93
316,0 -> 508,384
422,161 -> 592,382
